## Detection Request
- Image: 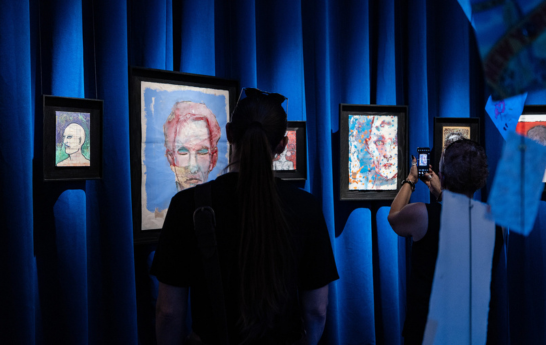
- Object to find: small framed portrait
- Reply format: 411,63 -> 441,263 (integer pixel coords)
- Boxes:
433,117 -> 480,173
339,104 -> 408,201
273,121 -> 307,180
129,67 -> 238,244
516,105 -> 546,200
43,95 -> 103,181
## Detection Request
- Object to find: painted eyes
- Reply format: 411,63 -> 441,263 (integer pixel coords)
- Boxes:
177,148 -> 209,155
66,136 -> 73,139
375,140 -> 384,146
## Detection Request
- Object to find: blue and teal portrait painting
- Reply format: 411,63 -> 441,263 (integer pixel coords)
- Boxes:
348,115 -> 398,191
140,81 -> 230,230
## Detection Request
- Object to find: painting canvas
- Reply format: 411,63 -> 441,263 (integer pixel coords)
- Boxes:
516,114 -> 546,183
140,81 -> 230,231
442,126 -> 471,150
273,130 -> 297,171
55,111 -> 91,167
271,121 -> 307,181
348,115 -> 398,190
43,95 -> 103,181
433,118 -> 480,175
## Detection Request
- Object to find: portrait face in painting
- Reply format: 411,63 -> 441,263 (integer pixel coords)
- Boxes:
64,123 -> 85,155
164,101 -> 221,191
365,117 -> 398,179
273,130 -> 297,171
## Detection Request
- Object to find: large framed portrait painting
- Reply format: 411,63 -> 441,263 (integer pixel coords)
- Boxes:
339,104 -> 408,200
130,67 -> 238,244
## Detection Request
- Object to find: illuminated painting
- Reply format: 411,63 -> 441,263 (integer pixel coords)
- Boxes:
516,114 -> 546,182
141,81 -> 229,230
273,130 -> 297,171
348,115 -> 398,190
55,111 -> 91,167
442,126 -> 470,150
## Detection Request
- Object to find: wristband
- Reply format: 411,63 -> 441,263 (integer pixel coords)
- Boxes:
401,179 -> 415,192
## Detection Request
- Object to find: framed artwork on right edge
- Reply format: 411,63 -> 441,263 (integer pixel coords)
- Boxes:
433,117 -> 480,173
339,104 -> 408,201
516,105 -> 546,201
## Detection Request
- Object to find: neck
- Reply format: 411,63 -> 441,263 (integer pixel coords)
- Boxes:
68,150 -> 83,160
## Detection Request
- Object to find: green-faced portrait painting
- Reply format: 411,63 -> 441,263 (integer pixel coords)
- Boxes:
55,111 -> 91,167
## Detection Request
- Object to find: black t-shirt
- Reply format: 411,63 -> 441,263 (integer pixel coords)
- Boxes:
151,172 -> 339,344
403,202 -> 442,344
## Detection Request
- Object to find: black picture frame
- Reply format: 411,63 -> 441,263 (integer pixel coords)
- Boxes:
433,117 -> 480,173
43,95 -> 103,181
129,67 -> 239,245
517,105 -> 546,201
339,104 -> 408,201
273,121 -> 307,180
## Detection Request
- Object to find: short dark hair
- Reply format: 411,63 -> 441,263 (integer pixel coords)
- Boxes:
440,139 -> 488,195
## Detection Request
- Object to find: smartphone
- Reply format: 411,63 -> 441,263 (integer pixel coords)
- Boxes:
417,147 -> 431,177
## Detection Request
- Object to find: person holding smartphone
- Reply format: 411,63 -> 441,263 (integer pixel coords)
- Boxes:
387,139 -> 490,344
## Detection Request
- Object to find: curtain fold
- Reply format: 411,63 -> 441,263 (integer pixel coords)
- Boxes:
1,0 -> 545,343
0,1 -> 36,344
88,0 -> 138,342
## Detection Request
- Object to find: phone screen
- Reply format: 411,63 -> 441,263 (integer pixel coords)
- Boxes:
418,154 -> 428,167
417,147 -> 430,177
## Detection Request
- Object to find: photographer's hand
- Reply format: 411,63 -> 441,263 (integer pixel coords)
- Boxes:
407,155 -> 418,183
421,165 -> 442,201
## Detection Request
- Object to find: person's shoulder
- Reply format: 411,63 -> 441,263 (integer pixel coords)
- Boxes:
170,185 -> 196,208
56,159 -> 69,166
277,180 -> 322,213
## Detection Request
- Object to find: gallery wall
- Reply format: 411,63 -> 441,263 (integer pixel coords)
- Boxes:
0,0 -> 545,344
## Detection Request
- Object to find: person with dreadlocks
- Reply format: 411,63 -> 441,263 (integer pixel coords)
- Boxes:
152,88 -> 339,345
387,139 -> 492,344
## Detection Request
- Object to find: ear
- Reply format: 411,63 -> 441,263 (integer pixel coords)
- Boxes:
226,122 -> 233,143
274,136 -> 288,155
209,150 -> 218,172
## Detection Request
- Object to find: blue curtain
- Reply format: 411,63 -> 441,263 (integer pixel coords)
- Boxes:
1,0 -> 545,344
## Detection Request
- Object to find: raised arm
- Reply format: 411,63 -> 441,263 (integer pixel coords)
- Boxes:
388,156 -> 429,241
156,282 -> 189,345
300,285 -> 329,345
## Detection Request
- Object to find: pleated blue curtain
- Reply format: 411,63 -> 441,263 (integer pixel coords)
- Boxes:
2,0 -> 546,344
0,1 -> 36,344
1,0 -> 139,343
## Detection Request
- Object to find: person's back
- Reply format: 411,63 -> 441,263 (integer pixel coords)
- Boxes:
152,89 -> 338,344
388,139 -> 492,343
153,173 -> 336,343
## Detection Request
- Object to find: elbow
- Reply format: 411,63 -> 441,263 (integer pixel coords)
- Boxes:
387,216 -> 406,238
156,303 -> 182,321
387,215 -> 398,233
387,214 -> 395,227
306,299 -> 328,322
